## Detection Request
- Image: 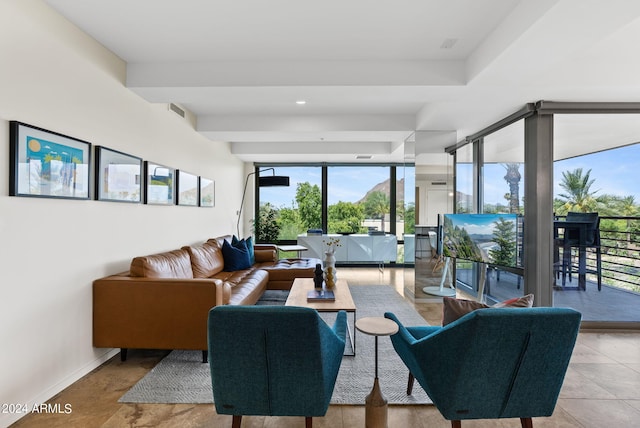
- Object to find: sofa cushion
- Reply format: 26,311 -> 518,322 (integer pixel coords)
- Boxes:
442,294 -> 534,326
222,239 -> 252,271
130,249 -> 194,279
208,235 -> 233,249
183,241 -> 224,278
262,258 -> 319,280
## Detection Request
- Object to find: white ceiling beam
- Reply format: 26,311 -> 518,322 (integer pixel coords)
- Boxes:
467,0 -> 640,85
466,0 -> 559,83
197,114 -> 415,133
231,141 -> 394,156
126,60 -> 466,88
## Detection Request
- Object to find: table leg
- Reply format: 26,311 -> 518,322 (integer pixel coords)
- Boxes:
365,336 -> 388,428
344,311 -> 356,356
578,225 -> 586,291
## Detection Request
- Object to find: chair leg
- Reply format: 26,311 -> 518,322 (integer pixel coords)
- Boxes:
305,416 -> 313,428
202,350 -> 208,363
596,248 -> 602,291
407,372 -> 415,395
520,417 -> 533,428
120,348 -> 128,362
232,415 -> 242,428
561,244 -> 571,285
451,421 -> 461,428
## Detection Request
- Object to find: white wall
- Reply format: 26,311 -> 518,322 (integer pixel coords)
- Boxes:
0,2 -> 244,426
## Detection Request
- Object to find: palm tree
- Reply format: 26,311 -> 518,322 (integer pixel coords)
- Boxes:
556,168 -> 599,214
617,195 -> 638,243
503,163 -> 521,214
363,191 -> 390,231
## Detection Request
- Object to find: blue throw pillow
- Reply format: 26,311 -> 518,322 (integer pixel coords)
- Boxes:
245,236 -> 255,264
222,239 -> 252,271
232,235 -> 255,265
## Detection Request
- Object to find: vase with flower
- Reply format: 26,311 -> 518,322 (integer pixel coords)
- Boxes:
322,237 -> 341,288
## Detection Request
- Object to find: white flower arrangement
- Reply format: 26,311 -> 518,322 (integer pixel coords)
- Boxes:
322,237 -> 342,254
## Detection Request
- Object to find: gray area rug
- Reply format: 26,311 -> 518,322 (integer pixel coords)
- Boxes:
119,285 -> 432,405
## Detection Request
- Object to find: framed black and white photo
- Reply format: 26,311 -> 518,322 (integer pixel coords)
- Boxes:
95,146 -> 142,203
176,170 -> 199,206
199,177 -> 215,207
144,161 -> 174,205
9,121 -> 91,199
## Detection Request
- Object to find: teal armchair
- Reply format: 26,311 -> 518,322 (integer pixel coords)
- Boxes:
208,306 -> 346,428
385,307 -> 581,428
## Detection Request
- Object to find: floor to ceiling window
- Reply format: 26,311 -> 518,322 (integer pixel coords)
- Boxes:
453,120 -> 526,304
255,165 -> 405,262
455,144 -> 474,214
401,165 -> 415,265
480,120 -> 525,304
256,166 -> 322,241
553,114 -> 640,323
327,165 -> 391,234
449,104 -> 640,326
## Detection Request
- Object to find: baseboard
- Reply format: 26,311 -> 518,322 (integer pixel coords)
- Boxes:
2,348 -> 119,427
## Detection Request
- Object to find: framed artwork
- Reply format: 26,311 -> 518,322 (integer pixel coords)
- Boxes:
144,161 -> 174,205
176,170 -> 199,206
95,146 -> 142,203
9,121 -> 91,199
199,177 -> 215,207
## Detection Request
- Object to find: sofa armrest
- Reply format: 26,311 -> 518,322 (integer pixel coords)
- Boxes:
93,275 -> 226,350
255,247 -> 277,263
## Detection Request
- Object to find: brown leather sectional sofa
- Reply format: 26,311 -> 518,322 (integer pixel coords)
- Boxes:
93,235 -> 318,361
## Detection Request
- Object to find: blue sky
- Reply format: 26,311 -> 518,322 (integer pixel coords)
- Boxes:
260,166 -> 400,208
463,142 -> 640,206
259,143 -> 639,209
553,144 -> 640,201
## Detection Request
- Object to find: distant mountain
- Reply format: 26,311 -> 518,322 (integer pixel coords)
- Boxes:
357,178 -> 405,203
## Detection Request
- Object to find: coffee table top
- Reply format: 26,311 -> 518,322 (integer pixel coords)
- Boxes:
286,278 -> 356,312
356,317 -> 398,336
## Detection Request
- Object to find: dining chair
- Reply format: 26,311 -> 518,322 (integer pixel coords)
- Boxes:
558,212 -> 602,290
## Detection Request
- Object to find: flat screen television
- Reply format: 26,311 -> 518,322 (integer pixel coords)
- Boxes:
442,213 -> 522,269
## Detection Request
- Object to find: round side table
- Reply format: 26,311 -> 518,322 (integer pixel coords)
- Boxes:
355,317 -> 399,428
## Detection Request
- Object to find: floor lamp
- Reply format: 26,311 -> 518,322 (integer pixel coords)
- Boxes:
236,168 -> 290,237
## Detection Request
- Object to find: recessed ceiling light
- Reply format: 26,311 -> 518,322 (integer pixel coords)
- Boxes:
296,100 -> 306,105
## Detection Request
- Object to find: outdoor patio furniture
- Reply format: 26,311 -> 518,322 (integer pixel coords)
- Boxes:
554,212 -> 602,291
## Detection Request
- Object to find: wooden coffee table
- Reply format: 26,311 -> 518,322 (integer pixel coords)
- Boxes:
286,277 -> 357,355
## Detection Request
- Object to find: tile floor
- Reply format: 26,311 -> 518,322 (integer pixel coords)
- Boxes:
11,268 -> 640,427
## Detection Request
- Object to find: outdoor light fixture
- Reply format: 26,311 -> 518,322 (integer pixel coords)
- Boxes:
237,168 -> 290,237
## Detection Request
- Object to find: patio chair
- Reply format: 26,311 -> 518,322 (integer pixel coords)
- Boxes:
208,305 -> 347,428
384,307 -> 581,428
557,212 -> 602,290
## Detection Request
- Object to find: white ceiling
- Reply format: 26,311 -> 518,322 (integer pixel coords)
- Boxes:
44,0 -> 640,163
